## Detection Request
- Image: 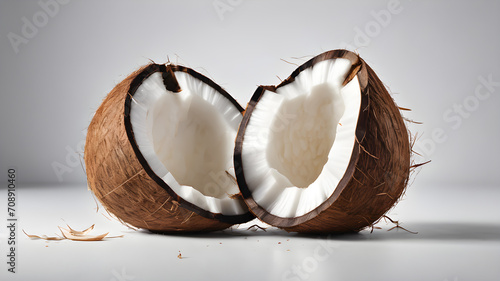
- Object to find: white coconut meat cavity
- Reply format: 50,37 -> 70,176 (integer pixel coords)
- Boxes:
130,70 -> 246,215
235,50 -> 412,233
240,58 -> 360,218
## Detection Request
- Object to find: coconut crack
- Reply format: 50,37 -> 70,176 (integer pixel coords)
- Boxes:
162,65 -> 182,93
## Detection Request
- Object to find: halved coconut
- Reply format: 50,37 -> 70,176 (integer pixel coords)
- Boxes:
234,50 -> 411,233
85,63 -> 254,232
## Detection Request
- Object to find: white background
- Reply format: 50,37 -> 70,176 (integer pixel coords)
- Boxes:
0,0 -> 499,280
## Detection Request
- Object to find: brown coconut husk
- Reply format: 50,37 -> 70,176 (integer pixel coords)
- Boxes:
85,64 -> 253,233
234,49 -> 413,233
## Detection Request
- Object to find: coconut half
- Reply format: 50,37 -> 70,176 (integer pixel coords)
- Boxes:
234,50 -> 411,233
85,63 -> 253,232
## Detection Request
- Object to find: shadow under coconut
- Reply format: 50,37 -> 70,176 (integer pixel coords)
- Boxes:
139,222 -> 500,242
144,225 -> 294,239
327,222 -> 500,242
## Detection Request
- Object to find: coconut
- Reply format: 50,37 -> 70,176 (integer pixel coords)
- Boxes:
85,63 -> 254,232
234,49 -> 412,233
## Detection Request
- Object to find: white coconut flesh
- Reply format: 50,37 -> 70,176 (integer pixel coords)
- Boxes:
129,71 -> 247,216
241,58 -> 362,218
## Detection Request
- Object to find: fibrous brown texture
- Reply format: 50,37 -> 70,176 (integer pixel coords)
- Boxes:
235,49 -> 412,233
85,64 -> 236,232
285,59 -> 411,233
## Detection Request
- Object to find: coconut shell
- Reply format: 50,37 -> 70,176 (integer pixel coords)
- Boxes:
234,49 -> 412,233
85,63 -> 253,233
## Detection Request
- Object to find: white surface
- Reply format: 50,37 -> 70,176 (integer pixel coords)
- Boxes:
1,183 -> 499,281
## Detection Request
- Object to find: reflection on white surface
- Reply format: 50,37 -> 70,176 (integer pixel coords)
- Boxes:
0,184 -> 498,281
